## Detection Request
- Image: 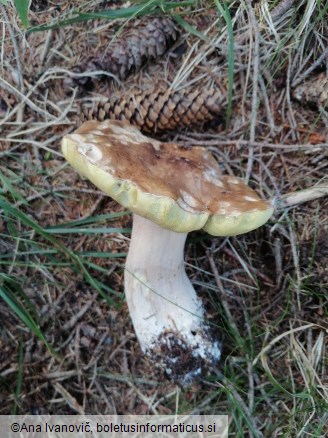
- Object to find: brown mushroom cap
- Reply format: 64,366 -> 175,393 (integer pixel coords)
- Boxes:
62,120 -> 273,235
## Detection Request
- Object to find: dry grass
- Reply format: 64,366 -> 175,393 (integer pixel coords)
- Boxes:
0,1 -> 327,436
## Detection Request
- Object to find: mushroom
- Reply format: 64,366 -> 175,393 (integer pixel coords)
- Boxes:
61,120 -> 274,384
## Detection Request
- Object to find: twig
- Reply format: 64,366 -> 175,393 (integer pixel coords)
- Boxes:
39,30 -> 53,67
258,73 -> 275,135
178,136 -> 327,151
270,0 -> 294,21
247,356 -> 255,413
126,381 -> 159,415
0,138 -> 66,157
62,300 -> 95,331
53,382 -> 85,414
287,220 -> 302,309
285,52 -> 299,141
278,185 -> 328,208
0,6 -> 24,91
245,0 -> 260,184
224,247 -> 274,285
74,324 -> 82,383
290,45 -> 314,86
0,5 -> 25,123
171,17 -> 221,89
292,46 -> 328,87
273,237 -> 283,283
0,77 -> 57,122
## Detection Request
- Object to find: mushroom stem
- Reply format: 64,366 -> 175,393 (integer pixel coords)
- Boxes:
124,214 -> 221,384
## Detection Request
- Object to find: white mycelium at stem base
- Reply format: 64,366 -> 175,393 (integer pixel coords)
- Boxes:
124,214 -> 221,383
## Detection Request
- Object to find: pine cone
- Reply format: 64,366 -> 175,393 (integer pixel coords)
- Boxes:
78,83 -> 225,132
69,16 -> 179,89
293,73 -> 328,108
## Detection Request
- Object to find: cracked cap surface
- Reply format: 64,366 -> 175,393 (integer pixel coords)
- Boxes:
62,120 -> 274,235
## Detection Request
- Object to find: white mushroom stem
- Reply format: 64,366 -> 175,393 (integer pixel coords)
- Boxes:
124,214 -> 220,381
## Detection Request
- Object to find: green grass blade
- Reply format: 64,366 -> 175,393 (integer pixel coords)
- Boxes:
13,0 -> 29,28
52,211 -> 129,228
79,251 -> 127,258
0,280 -> 55,354
0,274 -> 38,319
0,170 -> 26,203
28,1 -> 196,32
0,196 -> 120,304
173,14 -> 208,41
43,227 -> 131,235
